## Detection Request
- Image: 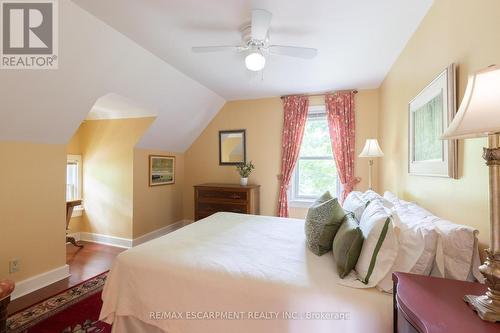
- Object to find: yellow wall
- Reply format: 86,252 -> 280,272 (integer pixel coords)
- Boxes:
0,142 -> 66,282
67,131 -> 81,155
74,118 -> 154,239
378,0 -> 500,247
66,118 -> 185,240
67,131 -> 83,229
133,149 -> 185,238
183,91 -> 380,220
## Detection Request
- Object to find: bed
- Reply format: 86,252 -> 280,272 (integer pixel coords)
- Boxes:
100,212 -> 392,333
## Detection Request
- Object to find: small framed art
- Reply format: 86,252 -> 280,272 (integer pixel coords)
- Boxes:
149,155 -> 175,186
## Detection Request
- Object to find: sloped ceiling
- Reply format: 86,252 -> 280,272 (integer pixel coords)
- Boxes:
0,0 -> 225,152
86,94 -> 157,121
71,0 -> 433,100
0,1 -> 433,151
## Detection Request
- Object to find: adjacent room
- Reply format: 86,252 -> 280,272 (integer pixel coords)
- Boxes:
1,0 -> 499,332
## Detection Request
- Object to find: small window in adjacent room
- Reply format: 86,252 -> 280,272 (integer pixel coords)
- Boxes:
289,106 -> 340,207
67,155 -> 83,216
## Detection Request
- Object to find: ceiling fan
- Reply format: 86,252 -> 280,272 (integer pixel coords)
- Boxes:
192,9 -> 318,72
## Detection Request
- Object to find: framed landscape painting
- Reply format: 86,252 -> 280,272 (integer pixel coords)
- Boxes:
149,155 -> 175,186
408,64 -> 458,178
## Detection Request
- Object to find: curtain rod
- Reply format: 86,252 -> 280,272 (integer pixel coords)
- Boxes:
280,89 -> 358,99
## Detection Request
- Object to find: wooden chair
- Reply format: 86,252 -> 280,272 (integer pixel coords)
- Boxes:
66,199 -> 83,248
0,279 -> 14,333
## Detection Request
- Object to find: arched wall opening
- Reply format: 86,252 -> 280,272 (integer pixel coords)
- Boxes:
66,93 -> 185,245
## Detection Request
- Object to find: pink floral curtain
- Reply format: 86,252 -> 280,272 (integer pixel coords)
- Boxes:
278,96 -> 309,217
325,92 -> 359,202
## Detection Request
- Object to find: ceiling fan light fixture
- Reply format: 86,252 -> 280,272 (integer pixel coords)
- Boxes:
245,52 -> 266,71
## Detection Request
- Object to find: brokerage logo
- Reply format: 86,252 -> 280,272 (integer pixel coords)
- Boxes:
1,0 -> 58,69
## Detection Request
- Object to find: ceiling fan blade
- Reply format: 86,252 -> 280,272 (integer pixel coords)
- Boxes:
251,9 -> 272,40
191,46 -> 241,53
268,45 -> 318,59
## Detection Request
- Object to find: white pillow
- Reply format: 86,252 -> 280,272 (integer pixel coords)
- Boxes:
363,190 -> 394,209
430,218 -> 481,281
355,201 -> 399,288
383,195 -> 480,282
409,227 -> 438,275
383,191 -> 400,206
394,205 -> 439,276
403,201 -> 434,217
363,190 -> 383,202
342,191 -> 368,221
376,208 -> 439,292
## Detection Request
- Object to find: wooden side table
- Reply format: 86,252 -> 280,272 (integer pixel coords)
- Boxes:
0,280 -> 14,333
393,272 -> 499,333
66,199 -> 83,247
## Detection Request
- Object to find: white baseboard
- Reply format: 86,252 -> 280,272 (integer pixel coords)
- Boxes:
68,220 -> 194,249
133,220 -> 192,246
68,232 -> 81,242
78,232 -> 133,248
11,264 -> 70,300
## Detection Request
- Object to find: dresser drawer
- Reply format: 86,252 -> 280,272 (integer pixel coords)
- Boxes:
197,202 -> 248,214
194,184 -> 260,221
198,189 -> 247,202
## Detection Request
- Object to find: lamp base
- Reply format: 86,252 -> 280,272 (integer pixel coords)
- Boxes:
464,251 -> 500,322
464,294 -> 500,322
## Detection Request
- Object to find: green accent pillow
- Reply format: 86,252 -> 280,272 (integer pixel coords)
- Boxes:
305,191 -> 346,256
332,214 -> 364,278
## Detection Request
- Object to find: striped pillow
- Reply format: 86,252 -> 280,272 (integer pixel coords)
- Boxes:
355,200 -> 399,286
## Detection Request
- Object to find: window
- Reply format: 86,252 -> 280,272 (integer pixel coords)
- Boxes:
289,106 -> 340,206
67,155 -> 83,216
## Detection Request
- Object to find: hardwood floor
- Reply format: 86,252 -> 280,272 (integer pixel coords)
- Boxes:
8,242 -> 124,315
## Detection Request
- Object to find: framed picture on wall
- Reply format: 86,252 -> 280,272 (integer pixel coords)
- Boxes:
408,64 -> 458,178
149,155 -> 175,186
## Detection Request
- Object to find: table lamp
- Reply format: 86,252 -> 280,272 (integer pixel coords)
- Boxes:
359,139 -> 384,190
442,64 -> 500,322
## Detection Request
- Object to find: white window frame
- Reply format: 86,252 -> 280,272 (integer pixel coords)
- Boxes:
67,154 -> 83,217
288,105 -> 341,208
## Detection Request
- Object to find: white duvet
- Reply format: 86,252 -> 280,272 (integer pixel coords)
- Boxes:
100,212 -> 392,333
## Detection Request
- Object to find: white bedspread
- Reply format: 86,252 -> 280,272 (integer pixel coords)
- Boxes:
100,212 -> 392,333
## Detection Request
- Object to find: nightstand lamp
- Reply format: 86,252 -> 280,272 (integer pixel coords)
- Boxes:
359,139 -> 384,190
442,65 -> 500,322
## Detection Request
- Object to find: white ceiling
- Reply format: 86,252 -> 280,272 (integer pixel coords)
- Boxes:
0,1 -> 224,152
0,1 -> 433,151
86,94 -> 157,121
72,0 -> 433,100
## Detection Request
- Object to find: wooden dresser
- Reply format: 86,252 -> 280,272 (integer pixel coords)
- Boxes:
194,183 -> 260,221
393,272 -> 499,333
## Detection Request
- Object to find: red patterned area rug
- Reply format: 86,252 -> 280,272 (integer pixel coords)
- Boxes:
7,272 -> 111,333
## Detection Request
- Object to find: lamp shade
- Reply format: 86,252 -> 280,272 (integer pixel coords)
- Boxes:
359,139 -> 384,158
442,65 -> 500,139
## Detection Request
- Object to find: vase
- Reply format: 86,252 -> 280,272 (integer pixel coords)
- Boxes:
240,177 -> 248,186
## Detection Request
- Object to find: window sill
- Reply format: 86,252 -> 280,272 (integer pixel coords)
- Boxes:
288,200 -> 314,209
